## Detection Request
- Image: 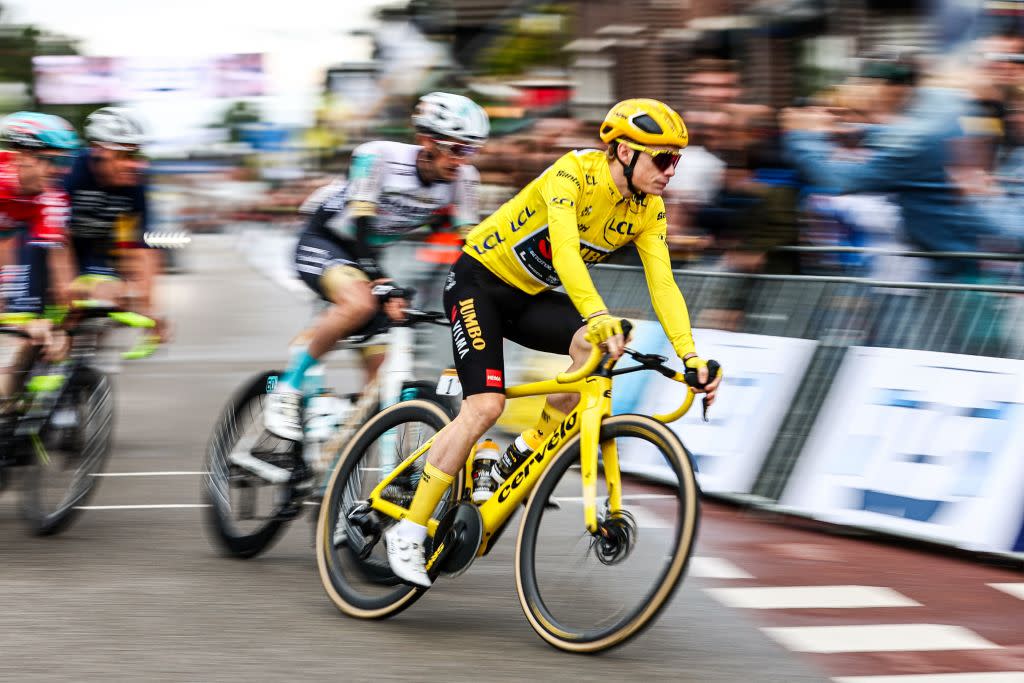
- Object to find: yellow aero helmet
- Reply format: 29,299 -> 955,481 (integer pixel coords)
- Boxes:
599,99 -> 688,148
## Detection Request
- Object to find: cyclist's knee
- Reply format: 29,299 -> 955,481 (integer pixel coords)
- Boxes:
460,392 -> 505,429
327,277 -> 378,324
569,325 -> 591,360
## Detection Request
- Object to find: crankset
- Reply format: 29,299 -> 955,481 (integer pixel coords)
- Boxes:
426,503 -> 483,581
345,500 -> 384,560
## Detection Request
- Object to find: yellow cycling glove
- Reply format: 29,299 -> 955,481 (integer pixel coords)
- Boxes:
683,355 -> 708,372
585,313 -> 623,345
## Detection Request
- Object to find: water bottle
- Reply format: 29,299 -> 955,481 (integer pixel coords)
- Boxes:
471,439 -> 501,503
304,394 -> 349,442
304,393 -> 351,473
490,434 -> 532,485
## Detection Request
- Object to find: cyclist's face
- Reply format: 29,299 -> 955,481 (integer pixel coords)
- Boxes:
14,151 -> 63,195
620,143 -> 681,196
93,144 -> 146,187
423,136 -> 479,182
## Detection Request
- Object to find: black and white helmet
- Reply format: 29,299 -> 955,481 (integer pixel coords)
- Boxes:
84,107 -> 145,149
412,92 -> 489,145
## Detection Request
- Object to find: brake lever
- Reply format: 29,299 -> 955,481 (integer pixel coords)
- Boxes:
683,360 -> 721,423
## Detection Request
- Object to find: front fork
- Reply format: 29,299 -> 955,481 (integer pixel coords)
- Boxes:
578,377 -> 620,534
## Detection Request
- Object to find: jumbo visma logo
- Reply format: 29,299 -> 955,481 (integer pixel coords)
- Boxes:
496,412 -> 579,503
458,298 -> 485,351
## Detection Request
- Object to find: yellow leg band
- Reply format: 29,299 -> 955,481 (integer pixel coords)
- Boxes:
405,462 -> 454,526
522,403 -> 568,451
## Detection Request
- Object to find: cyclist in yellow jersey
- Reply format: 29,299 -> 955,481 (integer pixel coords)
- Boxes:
385,99 -> 722,587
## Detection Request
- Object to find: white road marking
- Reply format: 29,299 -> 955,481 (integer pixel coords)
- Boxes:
763,624 -> 1000,654
709,585 -> 920,610
91,471 -> 207,477
689,556 -> 754,579
630,506 -> 672,529
554,493 -> 677,502
987,583 -> 1024,601
834,674 -> 1024,683
74,504 -> 211,510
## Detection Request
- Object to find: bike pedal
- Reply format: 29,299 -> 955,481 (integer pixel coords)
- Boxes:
274,501 -> 305,522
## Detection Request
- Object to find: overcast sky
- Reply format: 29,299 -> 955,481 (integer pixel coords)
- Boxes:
2,0 -> 393,139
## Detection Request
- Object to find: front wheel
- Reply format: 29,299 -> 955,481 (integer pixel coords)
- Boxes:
316,399 -> 461,620
22,366 -> 115,536
203,370 -> 301,558
515,414 -> 700,653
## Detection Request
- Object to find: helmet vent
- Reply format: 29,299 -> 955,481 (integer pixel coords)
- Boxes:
631,114 -> 662,135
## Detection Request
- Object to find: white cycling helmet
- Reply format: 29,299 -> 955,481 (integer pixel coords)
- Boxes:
84,107 -> 146,149
412,92 -> 489,145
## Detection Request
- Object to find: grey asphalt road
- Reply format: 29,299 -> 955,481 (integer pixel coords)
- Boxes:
0,235 -> 825,683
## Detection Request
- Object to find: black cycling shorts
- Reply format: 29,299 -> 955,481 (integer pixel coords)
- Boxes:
294,232 -> 365,301
71,236 -> 118,278
293,231 -> 389,340
443,253 -> 582,396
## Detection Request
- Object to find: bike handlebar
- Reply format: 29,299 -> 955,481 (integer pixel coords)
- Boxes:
66,301 -> 159,360
338,308 -> 448,346
616,350 -> 721,423
556,319 -> 633,383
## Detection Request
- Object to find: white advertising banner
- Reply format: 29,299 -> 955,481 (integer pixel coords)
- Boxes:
613,324 -> 817,494
33,54 -> 266,104
780,347 -> 1024,554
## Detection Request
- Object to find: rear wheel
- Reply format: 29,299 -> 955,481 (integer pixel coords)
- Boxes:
22,366 -> 115,536
316,399 -> 461,619
203,371 -> 303,558
515,414 -> 700,653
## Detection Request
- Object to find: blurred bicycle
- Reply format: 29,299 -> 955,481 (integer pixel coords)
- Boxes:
0,301 -> 156,535
202,286 -> 455,558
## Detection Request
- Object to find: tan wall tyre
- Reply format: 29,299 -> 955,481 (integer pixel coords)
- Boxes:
316,398 -> 461,620
514,414 -> 700,653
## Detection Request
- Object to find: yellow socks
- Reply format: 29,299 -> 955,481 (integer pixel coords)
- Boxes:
405,462 -> 454,526
521,403 -> 568,451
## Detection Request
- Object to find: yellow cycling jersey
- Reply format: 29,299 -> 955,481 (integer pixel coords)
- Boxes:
464,149 -> 696,358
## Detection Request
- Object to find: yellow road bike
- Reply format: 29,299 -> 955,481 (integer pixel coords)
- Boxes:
315,321 -> 719,653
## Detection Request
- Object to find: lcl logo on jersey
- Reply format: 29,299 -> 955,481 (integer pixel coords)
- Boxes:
603,218 -> 635,240
581,206 -> 594,217
469,206 -> 537,256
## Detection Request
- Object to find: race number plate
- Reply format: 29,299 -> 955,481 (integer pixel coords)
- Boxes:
436,368 -> 462,396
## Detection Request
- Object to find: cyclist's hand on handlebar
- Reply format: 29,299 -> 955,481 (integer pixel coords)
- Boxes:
586,313 -> 628,359
372,279 -> 408,323
25,318 -> 68,361
683,355 -> 722,408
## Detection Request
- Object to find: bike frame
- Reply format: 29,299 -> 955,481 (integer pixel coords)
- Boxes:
367,346 -> 697,556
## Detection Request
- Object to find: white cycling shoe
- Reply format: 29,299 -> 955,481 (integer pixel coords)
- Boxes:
264,384 -> 303,442
384,520 -> 432,588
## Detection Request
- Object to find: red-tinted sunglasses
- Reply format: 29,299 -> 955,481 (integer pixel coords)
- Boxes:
433,139 -> 480,158
619,139 -> 682,172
